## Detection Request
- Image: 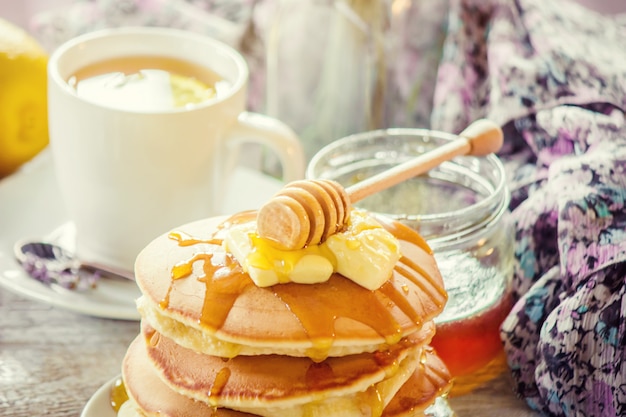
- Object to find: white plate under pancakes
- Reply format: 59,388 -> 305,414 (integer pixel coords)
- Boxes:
81,376 -> 119,417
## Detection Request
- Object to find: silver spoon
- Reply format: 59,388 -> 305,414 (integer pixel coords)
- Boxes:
14,240 -> 134,291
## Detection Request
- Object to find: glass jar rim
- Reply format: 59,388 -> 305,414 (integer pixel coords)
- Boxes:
306,127 -> 509,248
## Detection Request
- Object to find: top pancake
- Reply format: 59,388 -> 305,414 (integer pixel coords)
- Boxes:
135,213 -> 447,358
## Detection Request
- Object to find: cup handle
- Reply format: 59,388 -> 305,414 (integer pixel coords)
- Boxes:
225,111 -> 305,183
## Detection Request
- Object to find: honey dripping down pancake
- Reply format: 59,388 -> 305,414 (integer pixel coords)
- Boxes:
119,210 -> 452,417
134,211 -> 448,360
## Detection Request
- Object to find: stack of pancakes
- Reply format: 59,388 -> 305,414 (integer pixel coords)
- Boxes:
120,212 -> 453,417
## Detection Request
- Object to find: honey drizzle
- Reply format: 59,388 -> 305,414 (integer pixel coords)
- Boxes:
421,346 -> 452,386
197,255 -> 252,329
162,247 -> 254,331
209,367 -> 232,406
159,232 -> 225,310
358,385 -> 385,417
395,257 -> 447,307
169,231 -> 220,247
373,215 -> 433,254
110,377 -> 129,413
161,213 -> 441,358
378,280 -> 423,327
375,209 -> 447,308
272,276 -> 403,356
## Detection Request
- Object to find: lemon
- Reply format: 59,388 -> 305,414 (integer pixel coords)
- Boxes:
0,18 -> 48,178
170,73 -> 216,108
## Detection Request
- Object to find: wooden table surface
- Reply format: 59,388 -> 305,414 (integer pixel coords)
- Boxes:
0,152 -> 540,417
0,287 -> 539,417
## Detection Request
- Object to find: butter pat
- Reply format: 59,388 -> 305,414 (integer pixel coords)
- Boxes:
326,227 -> 400,291
223,222 -> 334,287
223,210 -> 400,290
326,210 -> 401,290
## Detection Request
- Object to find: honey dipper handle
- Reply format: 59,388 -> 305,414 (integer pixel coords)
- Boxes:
346,119 -> 503,203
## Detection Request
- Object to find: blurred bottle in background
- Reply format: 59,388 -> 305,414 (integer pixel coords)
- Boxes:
263,0 -> 449,171
266,0 -> 390,161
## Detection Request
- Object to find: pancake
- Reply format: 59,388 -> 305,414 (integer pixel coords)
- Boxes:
382,349 -> 453,417
135,213 -> 447,359
141,322 -> 435,410
122,335 -> 452,417
122,335 -> 253,417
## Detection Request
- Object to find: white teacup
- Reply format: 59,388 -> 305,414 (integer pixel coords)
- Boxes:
47,27 -> 305,274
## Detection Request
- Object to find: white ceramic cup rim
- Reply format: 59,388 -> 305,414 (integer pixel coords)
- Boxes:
47,26 -> 248,114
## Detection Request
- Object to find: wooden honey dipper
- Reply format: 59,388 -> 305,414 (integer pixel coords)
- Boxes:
257,119 -> 504,250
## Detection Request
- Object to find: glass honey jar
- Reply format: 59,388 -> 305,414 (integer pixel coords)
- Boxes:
306,127 -> 514,384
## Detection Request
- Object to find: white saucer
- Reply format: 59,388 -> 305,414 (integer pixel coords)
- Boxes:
4,220 -> 141,320
0,263 -> 141,320
0,149 -> 282,320
81,375 -> 118,417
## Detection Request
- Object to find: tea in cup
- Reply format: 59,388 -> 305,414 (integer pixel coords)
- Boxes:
67,55 -> 229,112
47,27 -> 305,273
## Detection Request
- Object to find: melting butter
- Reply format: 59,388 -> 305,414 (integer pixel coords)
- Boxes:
223,210 -> 401,290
